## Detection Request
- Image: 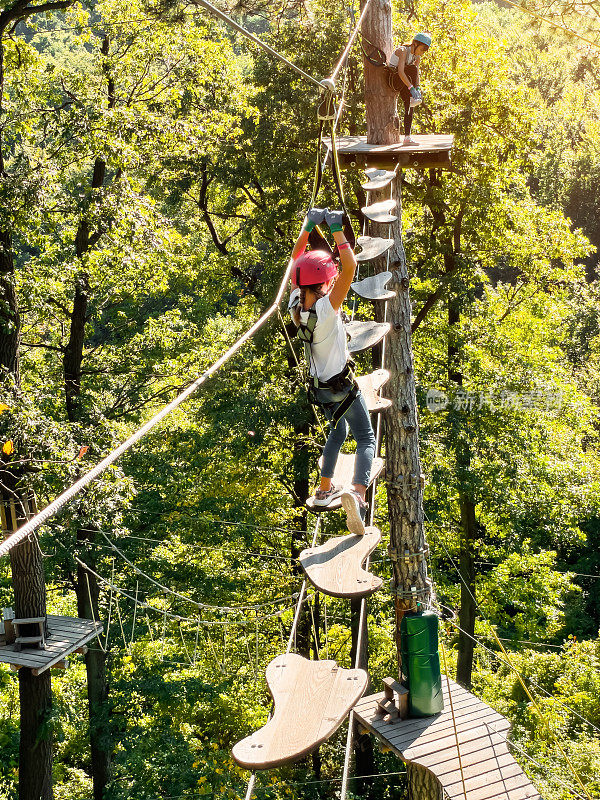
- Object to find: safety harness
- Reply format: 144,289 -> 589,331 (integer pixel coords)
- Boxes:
360,34 -> 406,93
290,296 -> 359,426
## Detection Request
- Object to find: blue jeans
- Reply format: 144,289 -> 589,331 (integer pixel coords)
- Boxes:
316,388 -> 376,487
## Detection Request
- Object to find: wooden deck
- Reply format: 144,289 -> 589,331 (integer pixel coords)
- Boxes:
0,615 -> 103,676
354,678 -> 541,800
329,135 -> 454,171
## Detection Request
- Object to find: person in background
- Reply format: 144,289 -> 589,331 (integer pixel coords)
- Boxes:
388,31 -> 432,146
288,208 -> 376,536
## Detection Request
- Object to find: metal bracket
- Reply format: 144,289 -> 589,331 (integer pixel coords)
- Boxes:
388,545 -> 429,564
389,579 -> 432,600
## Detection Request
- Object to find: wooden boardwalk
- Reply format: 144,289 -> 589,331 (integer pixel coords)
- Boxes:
0,615 -> 103,676
354,678 -> 541,800
330,135 -> 454,171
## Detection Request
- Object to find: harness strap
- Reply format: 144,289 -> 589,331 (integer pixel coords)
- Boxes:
330,384 -> 359,426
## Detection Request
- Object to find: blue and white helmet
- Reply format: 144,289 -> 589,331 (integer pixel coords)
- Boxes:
413,31 -> 432,48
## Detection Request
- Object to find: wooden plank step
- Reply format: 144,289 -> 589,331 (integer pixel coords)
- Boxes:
351,271 -> 396,301
232,653 -> 368,769
362,168 -> 396,191
356,369 -> 392,414
346,320 -> 390,353
353,678 -> 541,800
12,617 -> 45,625
361,199 -> 397,223
355,236 -> 394,263
299,527 -> 382,598
306,454 -> 385,512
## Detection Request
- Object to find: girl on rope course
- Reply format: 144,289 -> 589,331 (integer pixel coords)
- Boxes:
389,31 -> 432,146
288,208 -> 375,536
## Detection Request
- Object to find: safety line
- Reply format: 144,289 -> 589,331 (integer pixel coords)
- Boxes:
0,251 -> 298,558
330,0 -> 373,81
428,525 -> 600,735
98,530 -> 297,612
191,0 -> 323,88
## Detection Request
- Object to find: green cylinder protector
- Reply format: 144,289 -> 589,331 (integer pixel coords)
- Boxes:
400,610 -> 444,717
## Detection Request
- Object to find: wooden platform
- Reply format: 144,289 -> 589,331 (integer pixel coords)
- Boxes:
306,454 -> 385,512
330,135 -> 454,171
354,678 -> 541,800
356,369 -> 392,413
352,271 -> 396,301
232,653 -> 368,769
0,615 -> 103,676
346,320 -> 390,353
299,527 -> 383,598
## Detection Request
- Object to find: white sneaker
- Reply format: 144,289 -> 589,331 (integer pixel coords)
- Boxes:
341,489 -> 367,536
403,136 -> 419,146
313,484 -> 343,507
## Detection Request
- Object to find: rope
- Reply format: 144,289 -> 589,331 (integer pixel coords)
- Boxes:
440,639 -> 467,800
0,250 -> 299,559
329,0 -> 373,81
191,0 -> 323,87
99,530 -> 298,612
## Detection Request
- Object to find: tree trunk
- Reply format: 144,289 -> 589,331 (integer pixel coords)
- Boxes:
362,5 -> 434,799
350,598 -> 375,786
448,296 -> 477,688
406,764 -> 443,800
4,490 -> 53,800
456,495 -> 476,688
76,533 -> 111,800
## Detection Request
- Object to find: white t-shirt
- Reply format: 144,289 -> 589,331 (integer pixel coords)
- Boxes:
289,288 -> 349,382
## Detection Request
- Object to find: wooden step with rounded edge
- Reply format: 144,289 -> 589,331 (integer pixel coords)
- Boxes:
361,199 -> 397,223
346,320 -> 390,353
362,168 -> 397,191
351,271 -> 396,301
306,454 -> 385,512
299,527 -> 383,598
356,370 -> 392,413
355,236 -> 395,263
231,653 -> 368,769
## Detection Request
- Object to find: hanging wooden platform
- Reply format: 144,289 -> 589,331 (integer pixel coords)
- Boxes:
0,615 -> 102,676
362,168 -> 397,191
330,135 -> 454,171
352,271 -> 396,301
356,369 -> 392,413
232,653 -> 368,769
361,199 -> 397,223
299,527 -> 383,598
306,454 -> 385,512
355,235 -> 395,263
353,678 -> 541,800
346,320 -> 390,353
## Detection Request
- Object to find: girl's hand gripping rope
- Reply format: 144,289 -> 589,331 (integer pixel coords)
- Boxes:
324,209 -> 344,233
304,207 -> 327,232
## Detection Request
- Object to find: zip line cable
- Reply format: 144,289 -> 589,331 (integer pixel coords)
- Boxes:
0,251 -> 298,559
190,0 -> 322,88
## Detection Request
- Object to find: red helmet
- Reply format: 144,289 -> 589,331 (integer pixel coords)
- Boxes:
294,250 -> 338,287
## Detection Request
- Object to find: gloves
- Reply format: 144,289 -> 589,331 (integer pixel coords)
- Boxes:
409,86 -> 420,99
304,207 -> 327,233
325,208 -> 344,233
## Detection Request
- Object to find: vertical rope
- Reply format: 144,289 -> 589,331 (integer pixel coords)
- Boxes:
440,638 -> 467,800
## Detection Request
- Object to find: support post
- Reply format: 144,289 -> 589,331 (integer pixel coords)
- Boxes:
361,3 -> 440,798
